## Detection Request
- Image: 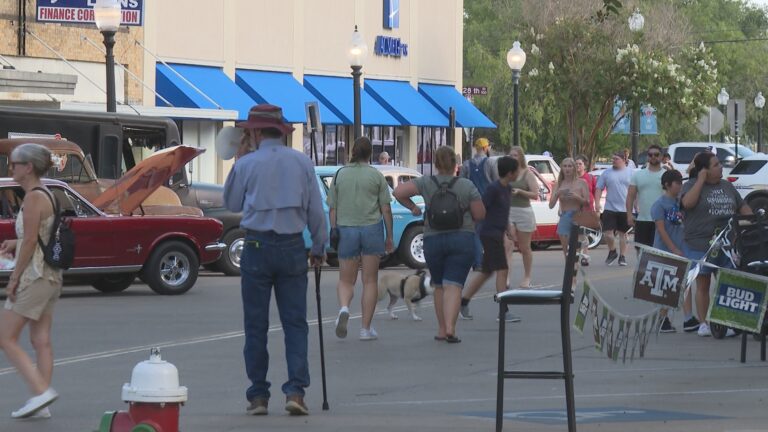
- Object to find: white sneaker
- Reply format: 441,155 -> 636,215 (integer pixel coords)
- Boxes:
360,327 -> 378,341
725,328 -> 738,338
698,323 -> 712,337
335,309 -> 349,339
31,407 -> 51,419
11,388 -> 58,419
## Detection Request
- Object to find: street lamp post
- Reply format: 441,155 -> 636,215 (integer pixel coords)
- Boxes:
628,8 -> 645,164
506,41 -> 526,148
348,25 -> 368,140
94,0 -> 122,113
755,92 -> 765,153
718,88 -> 729,143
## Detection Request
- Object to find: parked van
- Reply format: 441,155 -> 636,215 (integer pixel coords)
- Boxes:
0,106 -> 242,275
667,142 -> 755,175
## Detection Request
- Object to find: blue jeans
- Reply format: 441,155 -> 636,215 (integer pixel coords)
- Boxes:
423,231 -> 475,287
337,222 -> 386,259
241,231 -> 309,401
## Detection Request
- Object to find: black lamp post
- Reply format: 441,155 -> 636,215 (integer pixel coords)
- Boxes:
628,8 -> 645,163
348,26 -> 368,140
506,41 -> 526,148
94,0 -> 121,113
718,88 -> 729,143
756,92 -> 765,153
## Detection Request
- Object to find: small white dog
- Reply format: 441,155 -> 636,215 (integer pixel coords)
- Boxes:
378,271 -> 433,321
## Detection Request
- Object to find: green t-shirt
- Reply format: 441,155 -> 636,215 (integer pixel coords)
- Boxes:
327,163 -> 392,226
630,168 -> 664,221
413,175 -> 481,236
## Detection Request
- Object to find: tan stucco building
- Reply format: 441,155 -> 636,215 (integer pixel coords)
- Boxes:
0,0 -> 493,184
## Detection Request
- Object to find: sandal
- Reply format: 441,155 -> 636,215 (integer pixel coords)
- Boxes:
445,335 -> 461,343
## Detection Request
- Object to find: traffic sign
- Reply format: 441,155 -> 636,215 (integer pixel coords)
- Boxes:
727,99 -> 747,135
697,107 -> 724,137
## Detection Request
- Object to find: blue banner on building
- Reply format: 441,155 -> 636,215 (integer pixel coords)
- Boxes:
36,0 -> 143,26
383,0 -> 400,29
612,101 -> 657,135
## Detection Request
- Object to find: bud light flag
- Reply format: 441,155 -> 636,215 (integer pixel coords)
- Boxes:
708,268 -> 768,333
633,248 -> 690,308
36,0 -> 144,26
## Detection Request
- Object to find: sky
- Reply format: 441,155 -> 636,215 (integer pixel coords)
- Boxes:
748,0 -> 768,8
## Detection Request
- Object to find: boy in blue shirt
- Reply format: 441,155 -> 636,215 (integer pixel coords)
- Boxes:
460,157 -> 521,322
650,169 -> 689,333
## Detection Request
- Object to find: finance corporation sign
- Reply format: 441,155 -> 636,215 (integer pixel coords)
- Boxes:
36,0 -> 144,26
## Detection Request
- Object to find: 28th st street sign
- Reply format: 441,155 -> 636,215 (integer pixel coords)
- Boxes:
36,0 -> 144,26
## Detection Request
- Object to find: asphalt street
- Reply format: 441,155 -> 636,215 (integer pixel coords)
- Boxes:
0,246 -> 766,432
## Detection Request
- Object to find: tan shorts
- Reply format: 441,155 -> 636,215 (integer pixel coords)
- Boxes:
3,278 -> 61,321
508,206 -> 536,233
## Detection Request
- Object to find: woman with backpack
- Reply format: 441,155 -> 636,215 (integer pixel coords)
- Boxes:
394,146 -> 485,343
0,143 -> 62,419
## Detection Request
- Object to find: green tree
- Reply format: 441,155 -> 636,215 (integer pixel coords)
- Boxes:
464,0 -> 768,160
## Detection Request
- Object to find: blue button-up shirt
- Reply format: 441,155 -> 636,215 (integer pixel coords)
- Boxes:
224,138 -> 327,255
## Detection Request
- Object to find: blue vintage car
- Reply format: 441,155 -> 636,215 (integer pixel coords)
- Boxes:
303,165 -> 425,269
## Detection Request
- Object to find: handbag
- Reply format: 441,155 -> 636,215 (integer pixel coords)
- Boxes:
573,207 -> 601,230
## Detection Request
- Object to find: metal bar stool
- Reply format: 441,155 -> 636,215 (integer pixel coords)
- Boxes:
494,223 -> 579,432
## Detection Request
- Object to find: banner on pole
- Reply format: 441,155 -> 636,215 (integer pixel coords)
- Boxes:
708,268 -> 768,333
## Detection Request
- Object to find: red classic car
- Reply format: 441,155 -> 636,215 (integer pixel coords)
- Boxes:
0,146 -> 224,295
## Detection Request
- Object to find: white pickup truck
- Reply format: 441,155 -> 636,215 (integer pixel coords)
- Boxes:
667,142 -> 755,176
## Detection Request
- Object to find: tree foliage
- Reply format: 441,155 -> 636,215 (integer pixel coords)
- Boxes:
464,0 -> 768,161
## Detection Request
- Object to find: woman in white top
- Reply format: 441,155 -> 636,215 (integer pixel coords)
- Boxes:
0,143 -> 62,419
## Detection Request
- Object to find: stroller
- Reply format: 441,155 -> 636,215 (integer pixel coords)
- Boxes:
707,212 -> 768,360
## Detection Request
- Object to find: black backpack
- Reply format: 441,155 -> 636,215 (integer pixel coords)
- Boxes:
33,187 -> 75,270
426,177 -> 464,230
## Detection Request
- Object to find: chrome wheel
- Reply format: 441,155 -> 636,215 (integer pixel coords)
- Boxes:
585,227 -> 603,249
229,238 -> 244,268
410,233 -> 425,265
159,251 -> 191,287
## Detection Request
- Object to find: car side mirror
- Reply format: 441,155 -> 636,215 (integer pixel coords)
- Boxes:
724,155 -> 736,168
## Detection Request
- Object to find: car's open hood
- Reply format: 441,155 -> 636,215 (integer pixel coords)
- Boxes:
91,146 -> 204,215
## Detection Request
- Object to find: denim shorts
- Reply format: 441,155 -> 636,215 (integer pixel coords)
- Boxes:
337,222 -> 386,259
557,210 -> 577,236
423,231 -> 475,287
684,246 -> 732,276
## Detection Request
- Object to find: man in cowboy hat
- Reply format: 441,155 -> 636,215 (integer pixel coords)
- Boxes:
224,104 -> 327,416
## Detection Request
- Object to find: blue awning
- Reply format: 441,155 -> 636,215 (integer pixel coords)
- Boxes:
364,79 -> 448,127
156,63 -> 254,120
418,84 -> 496,128
303,75 -> 400,127
236,70 -> 343,125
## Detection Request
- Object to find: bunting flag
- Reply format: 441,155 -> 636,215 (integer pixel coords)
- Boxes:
574,269 -> 661,363
575,243 -> 768,363
707,268 -> 768,333
573,283 -> 591,334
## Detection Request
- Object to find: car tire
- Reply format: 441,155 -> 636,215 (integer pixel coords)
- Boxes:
399,225 -> 426,269
215,229 -> 244,276
141,241 -> 199,295
91,273 -> 135,293
748,196 -> 768,214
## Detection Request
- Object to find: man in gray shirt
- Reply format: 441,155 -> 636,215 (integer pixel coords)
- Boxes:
224,104 -> 327,416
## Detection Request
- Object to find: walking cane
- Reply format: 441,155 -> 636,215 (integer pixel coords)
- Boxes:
314,265 -> 330,410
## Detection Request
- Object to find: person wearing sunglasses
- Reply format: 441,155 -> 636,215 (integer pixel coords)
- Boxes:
626,144 -> 676,333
